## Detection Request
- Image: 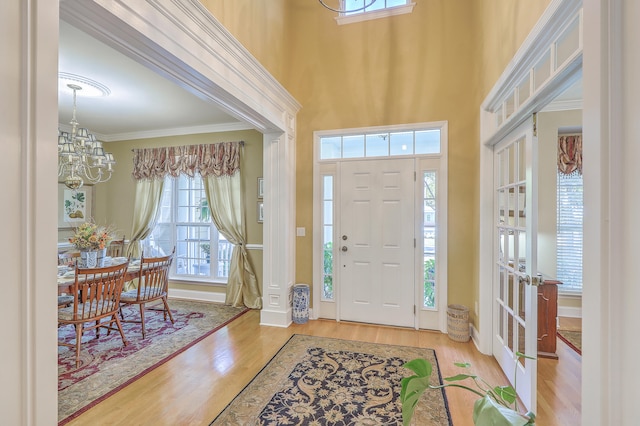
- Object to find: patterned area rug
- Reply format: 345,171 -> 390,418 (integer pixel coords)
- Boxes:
58,299 -> 247,424
557,329 -> 582,355
211,334 -> 451,425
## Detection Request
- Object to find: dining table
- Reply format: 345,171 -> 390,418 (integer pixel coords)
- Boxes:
57,257 -> 141,295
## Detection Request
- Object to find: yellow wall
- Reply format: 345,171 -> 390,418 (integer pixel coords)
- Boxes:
286,1 -> 483,318
169,1 -> 556,327
96,129 -> 264,293
199,0 -> 289,82
478,0 -> 553,97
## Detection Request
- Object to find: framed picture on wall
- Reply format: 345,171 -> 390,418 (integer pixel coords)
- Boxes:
257,201 -> 264,223
257,177 -> 264,199
58,183 -> 93,228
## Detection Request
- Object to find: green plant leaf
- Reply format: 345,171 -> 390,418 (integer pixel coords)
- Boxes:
401,359 -> 433,425
454,362 -> 471,368
515,352 -> 537,361
493,385 -> 517,404
473,395 -> 532,426
403,358 -> 432,377
444,373 -> 478,382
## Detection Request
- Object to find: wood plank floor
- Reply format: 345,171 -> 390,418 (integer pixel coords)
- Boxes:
65,309 -> 581,425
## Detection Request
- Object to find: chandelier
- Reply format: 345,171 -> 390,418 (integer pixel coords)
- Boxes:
318,0 -> 377,13
58,84 -> 115,189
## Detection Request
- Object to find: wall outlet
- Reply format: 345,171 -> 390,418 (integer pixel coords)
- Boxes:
474,301 -> 479,315
296,227 -> 306,237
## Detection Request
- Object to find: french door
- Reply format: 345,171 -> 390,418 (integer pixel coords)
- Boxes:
338,158 -> 415,327
493,116 -> 539,411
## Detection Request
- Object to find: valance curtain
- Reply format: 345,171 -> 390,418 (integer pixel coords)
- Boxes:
131,143 -> 241,180
128,141 -> 261,309
557,134 -> 582,176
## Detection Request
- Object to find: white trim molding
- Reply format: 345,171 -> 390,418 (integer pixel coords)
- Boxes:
168,289 -> 226,304
478,0 -> 583,356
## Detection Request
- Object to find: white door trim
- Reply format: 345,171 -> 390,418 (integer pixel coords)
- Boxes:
478,0 -> 583,355
312,122 -> 448,331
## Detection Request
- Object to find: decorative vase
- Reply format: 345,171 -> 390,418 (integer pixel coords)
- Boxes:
97,248 -> 107,267
292,284 -> 310,324
80,250 -> 98,268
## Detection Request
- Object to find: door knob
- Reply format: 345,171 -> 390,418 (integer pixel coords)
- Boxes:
342,235 -> 348,241
341,246 -> 348,252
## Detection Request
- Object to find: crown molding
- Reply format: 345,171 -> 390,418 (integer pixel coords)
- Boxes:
60,0 -> 300,134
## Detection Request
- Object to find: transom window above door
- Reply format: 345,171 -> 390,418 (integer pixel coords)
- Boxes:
319,126 -> 441,160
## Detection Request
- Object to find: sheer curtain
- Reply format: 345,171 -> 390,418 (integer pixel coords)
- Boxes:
203,174 -> 261,308
129,141 -> 260,309
125,179 -> 165,259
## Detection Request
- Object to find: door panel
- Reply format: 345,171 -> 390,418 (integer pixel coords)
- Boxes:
493,117 -> 538,411
339,159 -> 415,327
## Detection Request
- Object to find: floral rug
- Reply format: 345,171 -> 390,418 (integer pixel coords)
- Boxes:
58,299 -> 247,424
557,329 -> 582,355
210,334 -> 451,425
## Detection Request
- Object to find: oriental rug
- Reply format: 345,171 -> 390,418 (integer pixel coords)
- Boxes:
210,334 -> 452,425
58,299 -> 247,424
557,329 -> 582,355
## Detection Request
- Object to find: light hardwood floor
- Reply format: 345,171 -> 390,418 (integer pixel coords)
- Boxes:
65,309 -> 581,425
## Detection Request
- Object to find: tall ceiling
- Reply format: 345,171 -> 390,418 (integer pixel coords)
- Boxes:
59,19 -> 582,143
58,21 -> 244,142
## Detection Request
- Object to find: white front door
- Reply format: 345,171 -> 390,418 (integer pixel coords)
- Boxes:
338,158 -> 415,327
493,117 -> 538,411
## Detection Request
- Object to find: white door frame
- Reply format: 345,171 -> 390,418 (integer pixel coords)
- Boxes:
312,122 -> 448,331
478,0 -> 583,355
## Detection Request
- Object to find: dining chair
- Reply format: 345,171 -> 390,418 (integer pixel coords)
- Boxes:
119,248 -> 175,339
58,261 -> 130,368
107,237 -> 126,257
58,251 -> 81,267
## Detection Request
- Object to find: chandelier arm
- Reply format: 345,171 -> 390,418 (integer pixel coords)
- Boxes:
59,83 -> 115,189
318,0 -> 378,13
79,163 -> 112,184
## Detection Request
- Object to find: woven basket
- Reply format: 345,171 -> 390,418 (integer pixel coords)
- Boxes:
447,304 -> 470,342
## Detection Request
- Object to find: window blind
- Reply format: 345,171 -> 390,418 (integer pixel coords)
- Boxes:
556,171 -> 583,292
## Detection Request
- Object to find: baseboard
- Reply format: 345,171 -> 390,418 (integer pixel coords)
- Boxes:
260,308 -> 292,327
470,324 -> 482,352
558,306 -> 582,318
168,288 -> 226,304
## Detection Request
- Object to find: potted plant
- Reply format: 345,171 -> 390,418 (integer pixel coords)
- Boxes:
200,243 -> 211,263
68,220 -> 115,267
401,353 -> 536,426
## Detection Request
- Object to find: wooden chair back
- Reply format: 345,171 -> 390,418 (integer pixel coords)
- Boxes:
135,249 -> 174,302
69,261 -> 130,321
58,251 -> 80,266
58,261 -> 130,367
107,237 -> 126,257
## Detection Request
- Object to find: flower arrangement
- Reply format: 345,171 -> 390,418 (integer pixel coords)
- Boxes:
69,221 -> 114,251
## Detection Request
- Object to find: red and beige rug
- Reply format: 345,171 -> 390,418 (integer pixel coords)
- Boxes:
58,299 -> 247,424
211,334 -> 452,425
557,328 -> 582,355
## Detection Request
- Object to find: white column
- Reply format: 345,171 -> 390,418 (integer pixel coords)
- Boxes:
1,0 -> 59,423
260,127 -> 297,327
582,0 -> 638,424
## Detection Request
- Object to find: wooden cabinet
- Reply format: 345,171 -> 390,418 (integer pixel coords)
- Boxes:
537,279 -> 562,359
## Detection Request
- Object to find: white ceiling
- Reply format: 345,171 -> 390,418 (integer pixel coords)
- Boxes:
58,21 -> 244,142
